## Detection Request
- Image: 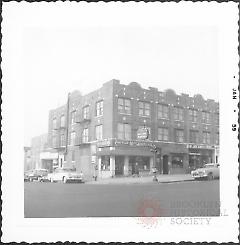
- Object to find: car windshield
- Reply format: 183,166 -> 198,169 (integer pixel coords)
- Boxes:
55,168 -> 76,173
204,164 -> 215,168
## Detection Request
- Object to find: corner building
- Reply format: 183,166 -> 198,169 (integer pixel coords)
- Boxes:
48,79 -> 219,179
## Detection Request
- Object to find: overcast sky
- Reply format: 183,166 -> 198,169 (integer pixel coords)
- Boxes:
3,3 -> 222,146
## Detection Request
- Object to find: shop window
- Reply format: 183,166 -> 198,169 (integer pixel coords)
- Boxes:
172,155 -> 183,168
96,100 -> 103,117
71,110 -> 76,124
70,131 -> 76,145
203,131 -> 211,144
189,130 -> 199,143
173,107 -> 184,121
60,115 -> 65,127
95,125 -> 103,140
175,129 -> 184,143
101,156 -> 110,171
157,104 -> 169,119
189,109 -> 197,122
202,111 -> 210,124
138,102 -> 150,117
118,123 -> 131,140
118,98 -> 131,114
158,127 -> 169,141
52,118 -> 57,129
82,128 -> 89,143
83,105 -> 90,119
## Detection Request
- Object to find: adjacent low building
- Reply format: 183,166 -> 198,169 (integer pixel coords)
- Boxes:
47,79 -> 219,179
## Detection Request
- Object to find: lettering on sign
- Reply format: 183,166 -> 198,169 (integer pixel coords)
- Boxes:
137,127 -> 149,140
187,144 -> 214,149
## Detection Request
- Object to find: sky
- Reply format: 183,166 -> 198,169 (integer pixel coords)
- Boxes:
3,3 -> 222,146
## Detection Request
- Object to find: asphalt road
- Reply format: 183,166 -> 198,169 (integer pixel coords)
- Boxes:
24,180 -> 220,218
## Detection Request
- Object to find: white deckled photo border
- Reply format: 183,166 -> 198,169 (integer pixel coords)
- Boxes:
1,1 -> 239,243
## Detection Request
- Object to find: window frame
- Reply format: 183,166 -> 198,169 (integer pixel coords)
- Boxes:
189,109 -> 198,122
95,124 -> 103,140
96,100 -> 103,117
117,123 -> 132,140
83,105 -> 90,120
70,131 -> 76,145
118,98 -> 131,114
189,130 -> 199,143
173,107 -> 184,121
157,104 -> 169,119
82,128 -> 89,143
203,131 -> 211,144
158,127 -> 169,141
175,129 -> 184,143
138,101 -> 151,117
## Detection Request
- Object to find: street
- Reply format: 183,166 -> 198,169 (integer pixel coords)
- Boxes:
24,180 -> 220,218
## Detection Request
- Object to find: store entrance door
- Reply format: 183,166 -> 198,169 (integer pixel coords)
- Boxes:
115,156 -> 124,176
163,155 -> 169,174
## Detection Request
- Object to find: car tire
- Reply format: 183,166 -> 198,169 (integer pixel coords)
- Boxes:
207,173 -> 213,181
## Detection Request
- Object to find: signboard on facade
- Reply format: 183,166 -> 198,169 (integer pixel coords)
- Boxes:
114,139 -> 154,148
137,127 -> 149,140
187,144 -> 215,150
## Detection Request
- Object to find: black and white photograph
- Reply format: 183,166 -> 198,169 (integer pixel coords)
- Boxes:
1,1 -> 239,243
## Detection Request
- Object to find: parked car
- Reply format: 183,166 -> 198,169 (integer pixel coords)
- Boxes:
25,169 -> 49,182
48,168 -> 84,183
191,163 -> 220,180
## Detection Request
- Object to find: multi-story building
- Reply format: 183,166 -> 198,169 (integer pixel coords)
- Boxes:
48,79 -> 219,179
24,146 -> 32,172
30,133 -> 48,169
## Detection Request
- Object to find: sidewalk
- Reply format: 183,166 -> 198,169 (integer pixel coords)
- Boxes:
85,174 -> 194,185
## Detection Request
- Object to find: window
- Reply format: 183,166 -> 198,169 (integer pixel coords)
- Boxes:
52,118 -> 57,129
175,129 -> 184,143
118,98 -> 131,114
60,115 -> 65,127
83,106 -> 90,119
70,131 -> 76,145
71,111 -> 76,124
202,111 -> 210,124
158,127 -> 169,141
117,123 -> 131,140
52,136 -> 57,147
189,130 -> 199,143
215,113 -> 219,125
138,102 -> 150,117
157,104 -> 169,119
101,156 -> 110,171
172,155 -> 183,168
189,109 -> 197,122
72,151 -> 75,162
95,125 -> 103,140
215,132 -> 219,145
82,128 -> 89,143
173,107 -> 184,121
60,134 -> 65,146
203,131 -> 211,144
96,100 -> 103,117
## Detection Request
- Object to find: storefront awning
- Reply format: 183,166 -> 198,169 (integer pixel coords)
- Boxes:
95,148 -> 154,157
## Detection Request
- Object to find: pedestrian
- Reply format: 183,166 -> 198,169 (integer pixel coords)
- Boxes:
136,162 -> 140,177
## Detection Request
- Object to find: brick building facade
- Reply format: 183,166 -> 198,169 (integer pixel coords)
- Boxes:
47,79 -> 219,179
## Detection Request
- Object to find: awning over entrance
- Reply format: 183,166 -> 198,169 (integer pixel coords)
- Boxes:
95,147 -> 154,157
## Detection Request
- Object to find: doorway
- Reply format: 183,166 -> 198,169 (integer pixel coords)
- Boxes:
115,156 -> 124,175
163,155 -> 169,174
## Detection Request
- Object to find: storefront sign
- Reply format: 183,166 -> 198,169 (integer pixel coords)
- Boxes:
97,139 -> 112,148
137,127 -> 149,140
187,144 -> 215,150
114,139 -> 154,147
